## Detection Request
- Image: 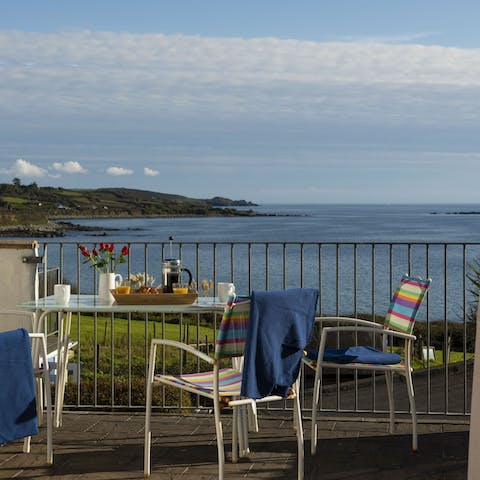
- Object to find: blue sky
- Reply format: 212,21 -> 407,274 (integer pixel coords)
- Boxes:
1,1 -> 479,204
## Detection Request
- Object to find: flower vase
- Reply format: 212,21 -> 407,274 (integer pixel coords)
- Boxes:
98,273 -> 122,304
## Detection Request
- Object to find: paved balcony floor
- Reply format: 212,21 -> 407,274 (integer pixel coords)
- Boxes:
0,411 -> 469,480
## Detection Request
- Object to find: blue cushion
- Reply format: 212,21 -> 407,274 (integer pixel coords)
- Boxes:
308,346 -> 402,365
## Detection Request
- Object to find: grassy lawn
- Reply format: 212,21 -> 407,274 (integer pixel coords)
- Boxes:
67,313 -> 217,378
391,346 -> 474,370
62,313 -> 218,406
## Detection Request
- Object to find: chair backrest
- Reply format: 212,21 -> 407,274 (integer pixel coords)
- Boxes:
214,295 -> 251,359
384,274 -> 431,334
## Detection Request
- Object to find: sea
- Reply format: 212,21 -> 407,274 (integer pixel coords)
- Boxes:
54,203 -> 480,244
41,204 -> 480,321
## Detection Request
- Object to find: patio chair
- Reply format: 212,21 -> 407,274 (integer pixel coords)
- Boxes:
144,288 -> 318,480
303,274 -> 431,455
0,328 -> 53,464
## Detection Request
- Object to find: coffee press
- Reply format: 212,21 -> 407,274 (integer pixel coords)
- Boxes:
161,258 -> 193,293
162,236 -> 193,293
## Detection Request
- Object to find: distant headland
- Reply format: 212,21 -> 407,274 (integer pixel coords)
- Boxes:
0,182 -> 260,237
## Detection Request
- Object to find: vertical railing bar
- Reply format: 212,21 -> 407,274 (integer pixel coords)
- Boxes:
444,244 -> 449,414
248,243 -> 252,294
161,312 -> 166,408
76,245 -> 82,407
335,243 -> 340,412
408,243 -> 412,275
42,243 -> 48,298
318,244 -> 322,315
195,244 -> 201,378
265,243 -> 269,290
195,243 -> 200,292
426,243 -> 432,413
300,243 -> 304,288
144,244 -> 149,386
354,244 -> 358,316
127,243 -> 132,407
230,243 -> 234,284
94,309 -> 98,407
335,244 -> 340,316
354,243 -> 358,411
59,243 -> 64,283
283,243 -> 287,290
318,243 -> 323,411
388,243 -> 394,413
371,243 -> 376,412
110,310 -> 115,408
213,243 -> 217,297
463,244 -> 468,414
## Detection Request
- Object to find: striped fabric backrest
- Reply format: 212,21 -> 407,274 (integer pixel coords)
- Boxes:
384,275 -> 431,334
214,295 -> 251,359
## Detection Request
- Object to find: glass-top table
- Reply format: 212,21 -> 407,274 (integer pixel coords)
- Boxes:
17,294 -> 225,314
17,294 -> 226,426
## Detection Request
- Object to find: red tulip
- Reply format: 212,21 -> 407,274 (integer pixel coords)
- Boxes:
92,247 -> 98,256
121,246 -> 129,256
108,244 -> 114,252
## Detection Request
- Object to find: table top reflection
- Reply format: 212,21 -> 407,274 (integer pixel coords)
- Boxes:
17,294 -> 226,314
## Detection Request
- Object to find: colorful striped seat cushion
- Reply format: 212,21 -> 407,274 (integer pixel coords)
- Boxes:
154,367 -> 242,397
384,275 -> 431,334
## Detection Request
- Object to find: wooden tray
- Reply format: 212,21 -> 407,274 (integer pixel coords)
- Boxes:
111,290 -> 198,305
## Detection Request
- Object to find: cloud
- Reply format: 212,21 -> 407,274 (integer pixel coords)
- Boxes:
52,161 -> 87,173
106,166 -> 134,176
0,30 -> 479,131
144,167 -> 159,176
13,158 -> 47,177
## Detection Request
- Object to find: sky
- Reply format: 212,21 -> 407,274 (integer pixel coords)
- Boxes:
1,1 -> 480,204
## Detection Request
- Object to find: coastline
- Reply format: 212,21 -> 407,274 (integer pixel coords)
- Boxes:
0,209 -> 304,238
0,220 -> 121,238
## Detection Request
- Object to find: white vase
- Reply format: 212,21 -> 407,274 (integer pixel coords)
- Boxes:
98,273 -> 122,304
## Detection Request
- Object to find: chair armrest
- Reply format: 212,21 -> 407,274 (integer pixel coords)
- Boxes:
150,338 -> 215,365
315,316 -> 383,329
321,325 -> 415,341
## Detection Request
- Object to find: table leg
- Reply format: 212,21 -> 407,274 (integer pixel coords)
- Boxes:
54,311 -> 71,428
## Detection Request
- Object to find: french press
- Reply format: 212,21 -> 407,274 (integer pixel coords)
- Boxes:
161,258 -> 193,293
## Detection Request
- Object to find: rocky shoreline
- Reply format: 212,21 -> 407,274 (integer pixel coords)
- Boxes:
0,221 -> 117,238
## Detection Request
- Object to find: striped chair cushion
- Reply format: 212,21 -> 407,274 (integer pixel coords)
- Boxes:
155,367 -> 242,397
214,296 -> 250,359
384,275 -> 431,334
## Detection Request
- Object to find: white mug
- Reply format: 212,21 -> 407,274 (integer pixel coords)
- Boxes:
217,282 -> 235,303
54,284 -> 71,304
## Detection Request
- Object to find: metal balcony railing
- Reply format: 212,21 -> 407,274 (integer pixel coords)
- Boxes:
36,240 -> 477,417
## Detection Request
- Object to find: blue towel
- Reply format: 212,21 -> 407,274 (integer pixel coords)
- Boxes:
308,345 -> 401,365
241,288 -> 318,399
0,328 -> 38,444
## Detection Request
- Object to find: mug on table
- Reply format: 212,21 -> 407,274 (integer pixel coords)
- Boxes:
54,284 -> 71,304
217,282 -> 235,303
